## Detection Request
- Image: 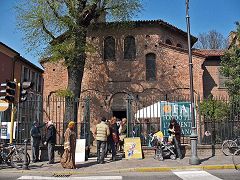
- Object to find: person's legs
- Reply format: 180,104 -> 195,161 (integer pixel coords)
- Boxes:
48,143 -> 54,163
100,141 -> 106,163
35,145 -> 40,161
51,143 -> 55,163
173,137 -> 182,159
96,140 -> 101,163
110,141 -> 116,161
32,146 -> 37,162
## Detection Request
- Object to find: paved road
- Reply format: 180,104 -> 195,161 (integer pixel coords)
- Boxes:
0,169 -> 239,180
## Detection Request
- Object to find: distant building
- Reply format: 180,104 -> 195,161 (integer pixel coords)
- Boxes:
0,42 -> 44,142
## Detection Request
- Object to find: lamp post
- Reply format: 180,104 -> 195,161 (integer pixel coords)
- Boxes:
185,0 -> 200,165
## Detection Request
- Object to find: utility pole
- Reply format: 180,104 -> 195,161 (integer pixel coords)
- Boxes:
185,0 -> 200,165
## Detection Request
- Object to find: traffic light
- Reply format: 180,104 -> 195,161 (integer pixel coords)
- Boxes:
0,81 -> 17,103
19,81 -> 32,103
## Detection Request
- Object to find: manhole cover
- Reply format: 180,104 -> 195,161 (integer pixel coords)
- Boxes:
53,173 -> 71,178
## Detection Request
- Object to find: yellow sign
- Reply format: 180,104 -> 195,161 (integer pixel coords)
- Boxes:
0,100 -> 9,112
124,137 -> 142,159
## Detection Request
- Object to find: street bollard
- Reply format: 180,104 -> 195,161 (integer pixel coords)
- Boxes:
22,139 -> 29,170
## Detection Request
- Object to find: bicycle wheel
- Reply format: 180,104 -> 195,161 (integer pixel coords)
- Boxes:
222,140 -> 238,156
232,148 -> 240,170
10,151 -> 30,169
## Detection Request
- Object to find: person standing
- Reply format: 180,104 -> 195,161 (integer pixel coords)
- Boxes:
119,118 -> 127,152
30,121 -> 45,163
60,121 -> 76,169
108,117 -> 119,161
44,121 -> 56,164
95,117 -> 110,164
168,117 -> 182,159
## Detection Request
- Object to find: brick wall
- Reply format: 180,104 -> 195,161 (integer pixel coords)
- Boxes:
42,24 -> 207,125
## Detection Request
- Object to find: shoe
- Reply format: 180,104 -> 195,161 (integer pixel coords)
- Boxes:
32,160 -> 36,163
99,161 -> 105,164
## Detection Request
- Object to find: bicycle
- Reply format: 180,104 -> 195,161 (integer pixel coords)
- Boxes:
232,148 -> 240,170
0,143 -> 30,169
221,137 -> 240,156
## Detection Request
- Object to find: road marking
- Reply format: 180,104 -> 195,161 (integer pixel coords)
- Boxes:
173,170 -> 222,180
18,176 -> 122,180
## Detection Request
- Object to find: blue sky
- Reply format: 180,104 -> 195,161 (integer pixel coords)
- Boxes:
0,0 -> 239,68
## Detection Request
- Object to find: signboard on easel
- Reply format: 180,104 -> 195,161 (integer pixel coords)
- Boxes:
75,139 -> 86,163
124,137 -> 142,159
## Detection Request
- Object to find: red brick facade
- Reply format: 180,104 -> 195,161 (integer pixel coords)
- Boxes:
41,20 -> 227,124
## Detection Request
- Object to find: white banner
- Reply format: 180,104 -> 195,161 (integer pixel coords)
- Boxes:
75,139 -> 86,163
0,122 -> 16,139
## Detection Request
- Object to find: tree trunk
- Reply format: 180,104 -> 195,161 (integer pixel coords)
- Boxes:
64,26 -> 87,136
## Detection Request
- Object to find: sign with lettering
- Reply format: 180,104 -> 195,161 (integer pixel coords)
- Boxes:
0,122 -> 16,139
160,102 -> 194,137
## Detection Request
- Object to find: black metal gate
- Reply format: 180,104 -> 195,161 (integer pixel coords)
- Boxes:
0,95 -> 91,145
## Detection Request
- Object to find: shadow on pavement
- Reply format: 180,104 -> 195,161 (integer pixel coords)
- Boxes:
199,155 -> 214,164
76,161 -> 98,168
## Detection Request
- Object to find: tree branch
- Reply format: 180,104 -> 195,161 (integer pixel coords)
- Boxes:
39,18 -> 56,40
46,0 -> 75,28
63,0 -> 77,18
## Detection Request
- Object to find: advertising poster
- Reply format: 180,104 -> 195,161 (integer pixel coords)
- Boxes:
0,122 -> 16,139
75,139 -> 86,163
160,101 -> 194,136
124,137 -> 142,159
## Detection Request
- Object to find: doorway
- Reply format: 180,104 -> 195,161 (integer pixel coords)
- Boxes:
112,110 -> 126,120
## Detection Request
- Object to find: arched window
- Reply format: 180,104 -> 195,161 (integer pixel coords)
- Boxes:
165,39 -> 172,45
104,36 -> 115,60
124,36 -> 136,59
176,43 -> 183,48
146,53 -> 156,81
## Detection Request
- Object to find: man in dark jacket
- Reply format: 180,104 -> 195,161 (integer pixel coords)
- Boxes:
168,118 -> 182,159
44,121 -> 56,164
30,121 -> 45,163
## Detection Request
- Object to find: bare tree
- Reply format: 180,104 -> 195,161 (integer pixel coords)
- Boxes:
194,30 -> 228,49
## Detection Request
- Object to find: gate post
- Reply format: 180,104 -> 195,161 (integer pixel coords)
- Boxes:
127,95 -> 133,137
82,96 -> 90,146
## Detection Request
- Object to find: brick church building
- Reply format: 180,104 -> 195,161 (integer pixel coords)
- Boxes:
41,20 -> 227,136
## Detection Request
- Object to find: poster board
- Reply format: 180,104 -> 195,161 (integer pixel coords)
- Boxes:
124,137 -> 142,159
0,122 -> 16,139
160,101 -> 194,136
75,139 -> 86,163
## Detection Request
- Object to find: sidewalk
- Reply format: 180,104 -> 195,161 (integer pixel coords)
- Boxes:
1,154 -> 237,175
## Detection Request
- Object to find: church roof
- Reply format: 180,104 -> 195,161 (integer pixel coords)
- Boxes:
192,49 -> 225,57
97,19 -> 198,44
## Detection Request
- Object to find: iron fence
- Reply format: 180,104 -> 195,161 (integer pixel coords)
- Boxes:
200,96 -> 240,145
0,94 -> 239,146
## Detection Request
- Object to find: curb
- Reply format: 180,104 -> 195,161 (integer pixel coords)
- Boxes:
133,164 -> 238,172
1,164 -> 238,174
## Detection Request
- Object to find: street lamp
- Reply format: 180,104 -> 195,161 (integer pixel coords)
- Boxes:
185,0 -> 200,165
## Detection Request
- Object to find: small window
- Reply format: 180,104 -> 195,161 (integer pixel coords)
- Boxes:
176,43 -> 183,48
165,39 -> 172,45
104,36 -> 115,60
22,66 -> 30,82
218,67 -> 228,88
124,36 -> 136,59
146,53 -> 156,81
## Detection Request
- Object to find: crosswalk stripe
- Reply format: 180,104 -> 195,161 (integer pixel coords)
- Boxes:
18,176 -> 122,180
173,170 -> 222,180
